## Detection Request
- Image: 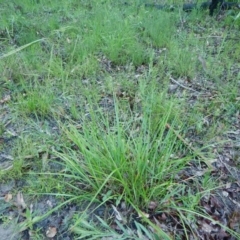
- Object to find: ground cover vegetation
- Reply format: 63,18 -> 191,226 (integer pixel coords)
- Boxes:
0,0 -> 240,239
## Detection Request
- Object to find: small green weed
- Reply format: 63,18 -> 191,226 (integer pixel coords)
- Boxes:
142,10 -> 177,48
16,88 -> 55,117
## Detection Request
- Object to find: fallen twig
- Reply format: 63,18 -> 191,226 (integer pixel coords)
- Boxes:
169,77 -> 197,92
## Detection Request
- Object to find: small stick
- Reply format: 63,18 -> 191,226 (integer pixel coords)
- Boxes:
169,76 -> 197,92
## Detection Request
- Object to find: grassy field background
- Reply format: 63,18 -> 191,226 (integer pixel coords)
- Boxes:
0,0 -> 240,239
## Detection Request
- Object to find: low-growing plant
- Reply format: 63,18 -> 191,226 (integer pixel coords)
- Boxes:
141,10 -> 177,48
16,87 -> 55,117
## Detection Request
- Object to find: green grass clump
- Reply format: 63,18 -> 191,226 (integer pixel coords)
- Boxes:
141,10 -> 177,48
51,87 -> 197,238
16,88 -> 55,117
56,94 -> 188,206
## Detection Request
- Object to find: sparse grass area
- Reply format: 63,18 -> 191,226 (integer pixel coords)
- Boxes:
0,0 -> 240,239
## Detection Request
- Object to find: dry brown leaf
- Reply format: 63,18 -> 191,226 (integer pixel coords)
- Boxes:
201,222 -> 213,233
30,203 -> 33,214
138,211 -> 149,219
161,213 -> 167,220
16,192 -> 27,209
216,229 -> 230,238
29,230 -> 34,237
229,211 -> 240,229
148,201 -> 158,210
198,55 -> 207,72
195,170 -> 206,177
112,205 -> 124,222
0,161 -> 13,171
46,226 -> 57,238
0,95 -> 11,104
168,84 -> 178,93
226,182 -> 231,189
120,201 -> 127,210
46,199 -> 53,208
4,193 -> 13,202
222,191 -> 229,197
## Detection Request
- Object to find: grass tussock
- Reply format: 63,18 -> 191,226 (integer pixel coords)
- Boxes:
56,91 -> 189,206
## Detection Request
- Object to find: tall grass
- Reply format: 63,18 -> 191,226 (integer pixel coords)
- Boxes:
54,83 -> 190,208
